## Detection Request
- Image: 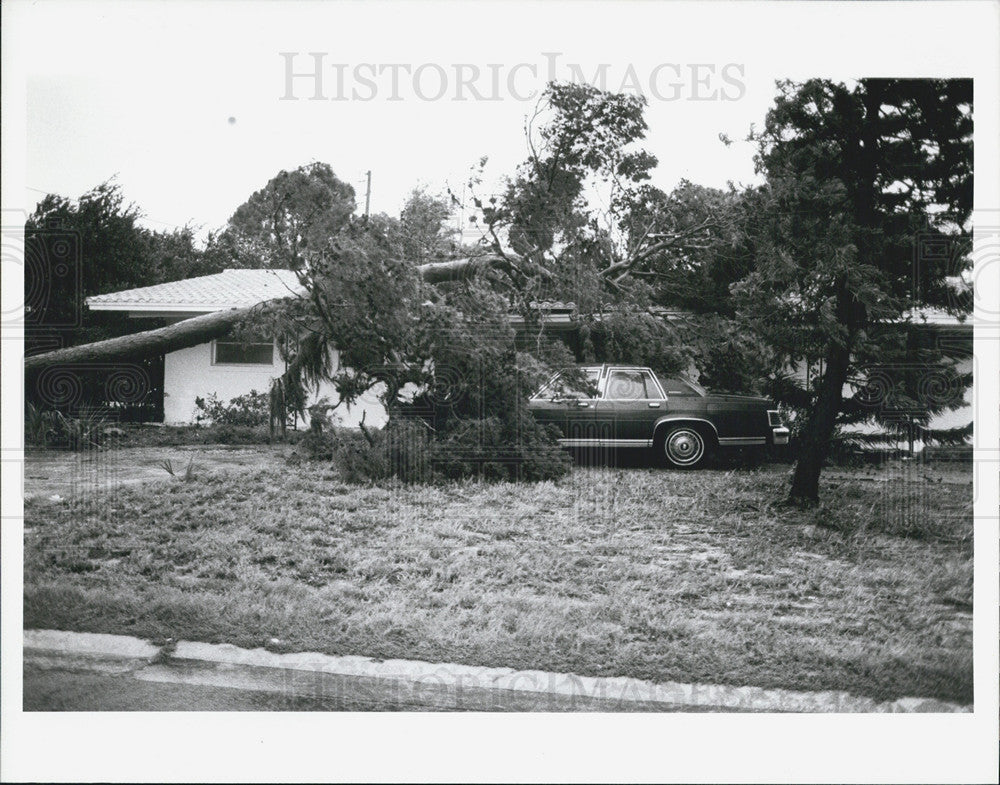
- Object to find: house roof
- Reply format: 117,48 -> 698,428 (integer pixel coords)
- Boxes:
87,268 -> 973,334
86,269 -> 305,314
906,307 -> 971,327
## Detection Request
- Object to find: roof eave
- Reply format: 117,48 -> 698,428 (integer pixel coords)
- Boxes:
86,302 -> 256,313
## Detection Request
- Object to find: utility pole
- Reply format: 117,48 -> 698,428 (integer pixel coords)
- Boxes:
364,170 -> 372,218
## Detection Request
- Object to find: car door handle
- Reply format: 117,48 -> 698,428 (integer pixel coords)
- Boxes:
576,401 -> 590,408
648,402 -> 661,408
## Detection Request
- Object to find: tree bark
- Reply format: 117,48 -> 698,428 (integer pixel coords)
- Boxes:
23,305 -> 259,374
788,340 -> 851,504
417,255 -> 503,284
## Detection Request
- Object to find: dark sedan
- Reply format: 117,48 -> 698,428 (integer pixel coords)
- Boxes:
527,364 -> 788,468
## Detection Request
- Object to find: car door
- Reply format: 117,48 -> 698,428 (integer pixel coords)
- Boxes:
529,368 -> 601,443
594,367 -> 665,445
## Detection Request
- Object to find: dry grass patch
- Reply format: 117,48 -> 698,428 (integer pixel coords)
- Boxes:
23,457 -> 973,704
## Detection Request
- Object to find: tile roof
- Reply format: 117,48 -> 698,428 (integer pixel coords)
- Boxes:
86,269 -> 305,312
906,307 -> 970,326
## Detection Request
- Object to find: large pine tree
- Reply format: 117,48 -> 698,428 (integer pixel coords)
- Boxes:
737,79 -> 973,503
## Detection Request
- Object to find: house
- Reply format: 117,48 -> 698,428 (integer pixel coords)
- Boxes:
86,269 -> 388,427
87,271 -> 973,450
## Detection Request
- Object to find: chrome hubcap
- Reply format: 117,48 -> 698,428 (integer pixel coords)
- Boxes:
666,430 -> 704,466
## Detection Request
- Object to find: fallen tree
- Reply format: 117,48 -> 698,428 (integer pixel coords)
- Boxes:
23,256 -> 505,374
416,254 -> 504,284
23,305 -> 262,373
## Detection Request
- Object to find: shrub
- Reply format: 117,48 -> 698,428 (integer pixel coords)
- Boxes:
55,410 -> 110,450
430,416 -> 571,483
333,430 -> 389,483
383,419 -> 434,482
194,390 -> 271,427
201,424 -> 273,445
333,419 -> 433,484
25,403 -> 60,447
300,427 -> 335,461
25,404 -> 112,451
298,400 -> 337,461
279,288 -> 575,485
327,415 -> 570,485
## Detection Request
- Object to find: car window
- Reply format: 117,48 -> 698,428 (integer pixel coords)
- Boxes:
535,368 -> 600,399
661,377 -> 702,396
605,369 -> 663,400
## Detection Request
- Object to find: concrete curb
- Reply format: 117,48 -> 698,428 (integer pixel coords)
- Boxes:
23,629 -> 972,713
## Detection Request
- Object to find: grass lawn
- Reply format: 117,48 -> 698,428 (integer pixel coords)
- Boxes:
23,451 -> 973,704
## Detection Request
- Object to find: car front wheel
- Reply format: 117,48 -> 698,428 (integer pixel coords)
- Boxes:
658,425 -> 711,469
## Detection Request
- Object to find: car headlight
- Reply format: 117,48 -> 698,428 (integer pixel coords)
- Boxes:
767,409 -> 783,427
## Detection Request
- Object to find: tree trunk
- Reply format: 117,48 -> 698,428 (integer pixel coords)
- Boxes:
417,255 -> 503,284
788,83 -> 883,505
23,305 -> 258,374
789,340 -> 852,504
22,257 -> 501,378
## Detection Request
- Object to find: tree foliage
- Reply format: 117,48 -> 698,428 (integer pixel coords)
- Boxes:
231,86 -> 751,480
739,78 -> 973,502
472,83 -> 660,306
25,181 -> 150,349
23,179 -> 239,419
631,182 -> 752,315
225,162 -> 356,270
24,179 -> 249,351
396,187 -> 460,263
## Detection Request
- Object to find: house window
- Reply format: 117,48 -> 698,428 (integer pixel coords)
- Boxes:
212,340 -> 275,366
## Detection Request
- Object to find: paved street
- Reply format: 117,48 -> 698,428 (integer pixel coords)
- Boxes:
22,654 -> 723,712
23,662 -> 431,711
24,630 -> 965,713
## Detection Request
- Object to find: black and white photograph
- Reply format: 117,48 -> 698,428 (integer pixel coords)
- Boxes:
2,1 -> 998,782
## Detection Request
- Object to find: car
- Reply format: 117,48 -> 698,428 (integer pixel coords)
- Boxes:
527,364 -> 789,468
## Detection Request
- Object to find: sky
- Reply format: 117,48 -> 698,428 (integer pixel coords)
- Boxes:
9,1 -> 997,246
24,68 -> 774,239
14,2 -> 818,240
14,1 -> 991,244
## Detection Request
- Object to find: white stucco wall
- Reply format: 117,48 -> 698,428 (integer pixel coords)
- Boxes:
312,374 -> 390,430
785,355 -> 973,448
163,340 -> 388,429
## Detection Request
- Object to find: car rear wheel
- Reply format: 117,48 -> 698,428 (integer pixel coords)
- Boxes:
658,425 -> 711,469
